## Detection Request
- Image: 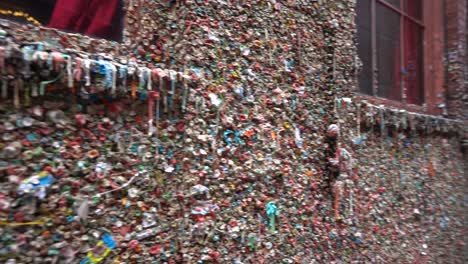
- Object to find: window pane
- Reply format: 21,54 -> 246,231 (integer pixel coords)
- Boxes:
404,0 -> 422,20
376,3 -> 401,101
404,20 -> 423,104
356,0 -> 373,95
0,0 -> 123,41
381,0 -> 400,8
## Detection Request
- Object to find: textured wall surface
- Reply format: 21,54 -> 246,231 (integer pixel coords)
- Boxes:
0,0 -> 466,263
337,100 -> 466,263
445,0 -> 468,120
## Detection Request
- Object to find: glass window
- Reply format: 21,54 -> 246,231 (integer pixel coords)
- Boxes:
0,0 -> 123,41
356,0 -> 373,95
403,19 -> 424,104
384,0 -> 400,8
356,0 -> 424,104
404,0 -> 422,20
376,2 -> 401,101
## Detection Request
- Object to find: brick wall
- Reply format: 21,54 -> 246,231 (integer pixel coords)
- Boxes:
445,0 -> 468,120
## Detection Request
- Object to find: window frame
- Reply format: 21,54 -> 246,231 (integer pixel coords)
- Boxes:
357,0 -> 428,108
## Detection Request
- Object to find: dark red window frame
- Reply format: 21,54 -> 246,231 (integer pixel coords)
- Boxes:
357,0 -> 425,105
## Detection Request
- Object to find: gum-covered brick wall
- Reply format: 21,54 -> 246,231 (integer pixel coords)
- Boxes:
0,0 -> 465,263
336,100 -> 466,262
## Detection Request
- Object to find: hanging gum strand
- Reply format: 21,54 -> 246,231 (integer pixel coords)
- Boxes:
14,78 -> 21,109
24,84 -> 30,107
334,183 -> 340,219
131,80 -> 137,99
